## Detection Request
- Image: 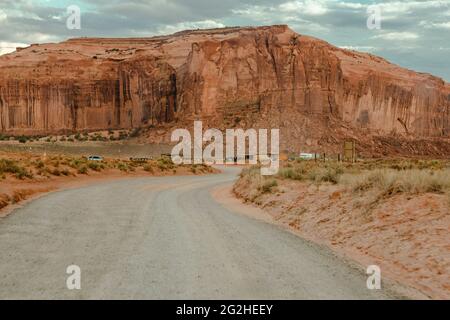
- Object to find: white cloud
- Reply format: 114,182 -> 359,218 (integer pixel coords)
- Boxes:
336,2 -> 364,10
339,45 -> 379,52
0,42 -> 28,56
378,0 -> 450,13
288,18 -> 330,33
420,20 -> 450,29
233,2 -> 329,32
372,32 -> 419,41
14,32 -> 59,43
279,0 -> 328,16
156,20 -> 226,35
232,5 -> 276,23
0,9 -> 7,22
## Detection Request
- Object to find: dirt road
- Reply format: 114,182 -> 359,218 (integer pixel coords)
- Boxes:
0,167 -> 398,299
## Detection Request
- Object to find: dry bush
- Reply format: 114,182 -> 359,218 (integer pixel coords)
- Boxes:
143,164 -> 154,173
77,165 -> 88,174
277,161 -> 344,184
0,159 -> 33,179
258,179 -> 278,193
117,162 -> 135,172
87,161 -> 105,171
0,194 -> 10,209
340,168 -> 450,196
156,157 -> 174,171
239,166 -> 279,199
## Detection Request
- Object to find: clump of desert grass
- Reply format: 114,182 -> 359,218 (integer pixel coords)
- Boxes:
275,158 -> 450,195
339,168 -> 450,196
0,159 -> 33,179
238,166 -> 278,201
239,158 -> 450,201
277,161 -> 345,184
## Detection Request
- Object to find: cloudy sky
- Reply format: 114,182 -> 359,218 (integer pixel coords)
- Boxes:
1,0 -> 449,81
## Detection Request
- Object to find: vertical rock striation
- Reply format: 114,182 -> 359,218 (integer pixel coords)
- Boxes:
0,25 -> 449,143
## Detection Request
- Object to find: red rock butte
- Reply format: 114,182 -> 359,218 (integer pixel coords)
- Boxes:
0,25 -> 449,153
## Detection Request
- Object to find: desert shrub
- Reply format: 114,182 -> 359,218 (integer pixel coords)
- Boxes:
77,165 -> 88,174
118,131 -> 128,140
194,164 -> 210,173
88,162 -> 104,171
308,165 -> 343,184
34,160 -> 45,169
129,128 -> 141,138
258,179 -> 278,193
190,164 -> 211,174
277,161 -> 344,184
90,134 -> 107,142
277,163 -> 308,180
238,165 -> 268,200
70,157 -> 91,169
17,136 -> 28,143
0,159 -> 33,179
340,168 -> 450,196
61,169 -> 70,176
157,157 -> 174,171
117,162 -> 130,172
143,164 -> 154,173
15,169 -> 33,179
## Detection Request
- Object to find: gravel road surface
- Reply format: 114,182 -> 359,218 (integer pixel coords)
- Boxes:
0,167 -> 396,299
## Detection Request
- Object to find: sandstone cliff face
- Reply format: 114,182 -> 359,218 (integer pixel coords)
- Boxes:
0,25 -> 449,142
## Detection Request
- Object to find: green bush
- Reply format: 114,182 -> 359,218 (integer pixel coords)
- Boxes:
17,136 -> 28,143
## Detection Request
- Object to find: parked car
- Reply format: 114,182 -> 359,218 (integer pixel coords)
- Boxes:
299,153 -> 315,160
87,155 -> 103,161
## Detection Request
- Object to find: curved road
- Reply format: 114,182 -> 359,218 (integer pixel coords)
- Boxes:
0,167 -> 396,299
